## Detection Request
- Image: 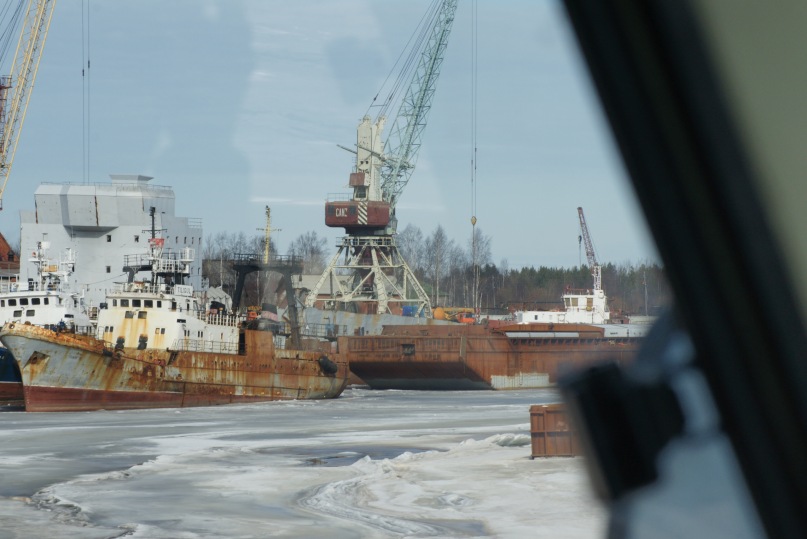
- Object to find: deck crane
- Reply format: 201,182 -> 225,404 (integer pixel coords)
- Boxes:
306,0 -> 458,317
577,206 -> 602,291
0,0 -> 57,209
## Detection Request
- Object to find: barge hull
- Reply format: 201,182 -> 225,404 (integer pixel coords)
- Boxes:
339,323 -> 640,390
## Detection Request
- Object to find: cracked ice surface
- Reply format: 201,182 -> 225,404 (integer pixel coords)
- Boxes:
0,388 -> 604,538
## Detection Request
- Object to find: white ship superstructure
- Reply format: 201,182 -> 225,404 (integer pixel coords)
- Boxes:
0,239 -> 89,327
516,288 -> 611,325
19,174 -> 203,311
97,237 -> 242,353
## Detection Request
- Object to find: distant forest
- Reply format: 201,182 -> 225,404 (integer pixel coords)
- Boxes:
201,225 -> 671,316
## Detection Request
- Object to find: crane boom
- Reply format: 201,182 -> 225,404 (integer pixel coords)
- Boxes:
380,0 -> 457,211
0,0 -> 56,209
577,207 -> 601,291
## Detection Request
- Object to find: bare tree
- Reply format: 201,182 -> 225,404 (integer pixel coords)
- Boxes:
468,227 -> 492,267
445,243 -> 468,305
288,231 -> 328,274
424,225 -> 452,306
396,223 -> 425,274
467,227 -> 492,310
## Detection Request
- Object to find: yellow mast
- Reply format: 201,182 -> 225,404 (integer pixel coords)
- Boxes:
0,0 -> 57,209
263,206 -> 271,264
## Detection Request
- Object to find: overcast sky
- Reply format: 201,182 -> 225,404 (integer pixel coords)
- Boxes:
0,0 -> 657,269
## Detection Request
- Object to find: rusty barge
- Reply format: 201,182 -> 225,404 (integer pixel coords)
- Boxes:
336,286 -> 651,390
0,238 -> 349,412
337,321 -> 645,390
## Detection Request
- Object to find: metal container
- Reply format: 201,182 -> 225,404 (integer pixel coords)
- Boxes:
529,404 -> 581,458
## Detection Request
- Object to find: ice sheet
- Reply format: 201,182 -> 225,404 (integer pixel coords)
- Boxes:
0,388 -> 605,538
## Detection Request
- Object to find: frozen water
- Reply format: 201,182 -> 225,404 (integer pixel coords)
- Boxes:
0,388 -> 605,538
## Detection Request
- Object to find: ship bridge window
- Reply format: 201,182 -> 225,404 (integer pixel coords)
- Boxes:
43,298 -> 49,305
32,298 -> 40,305
157,300 -> 162,308
121,299 -> 129,307
132,299 -> 142,308
13,310 -> 21,317
0,300 -> 4,307
8,299 -> 15,306
20,298 -> 28,306
106,235 -> 111,242
26,310 -> 34,317
106,266 -> 111,273
125,311 -> 134,319
138,311 -> 147,319
144,300 -> 153,308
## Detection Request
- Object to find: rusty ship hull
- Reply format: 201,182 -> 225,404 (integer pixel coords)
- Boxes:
0,381 -> 23,408
1,323 -> 349,412
337,323 -> 643,390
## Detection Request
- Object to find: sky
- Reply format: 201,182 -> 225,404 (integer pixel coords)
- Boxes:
0,0 -> 657,269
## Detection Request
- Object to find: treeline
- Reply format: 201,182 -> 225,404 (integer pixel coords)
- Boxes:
201,226 -> 671,315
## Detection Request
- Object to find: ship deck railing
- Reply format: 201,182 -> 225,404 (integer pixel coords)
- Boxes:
300,322 -> 349,339
170,338 -> 239,354
123,250 -> 195,272
108,282 -> 194,297
18,322 -> 96,336
0,279 -> 68,293
231,253 -> 303,268
204,312 -> 243,327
